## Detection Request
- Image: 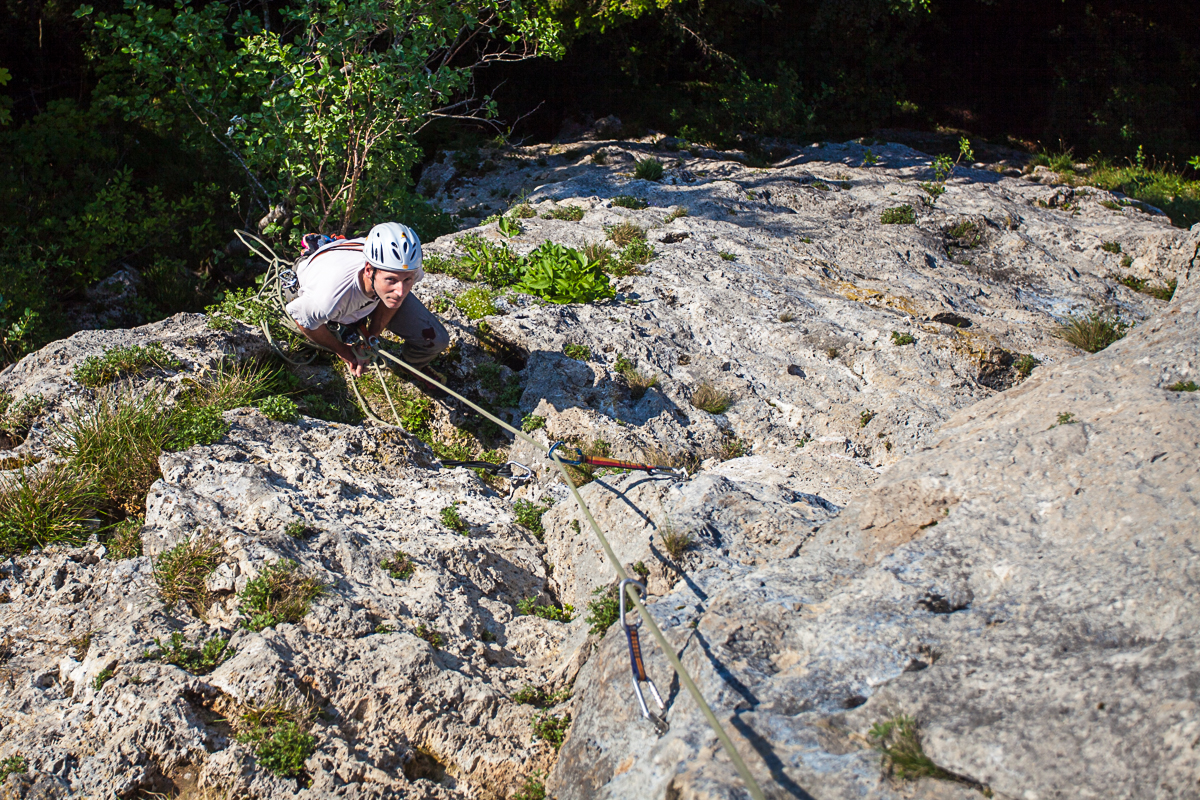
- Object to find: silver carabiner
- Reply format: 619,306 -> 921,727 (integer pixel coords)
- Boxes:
620,579 -> 668,734
503,461 -> 534,501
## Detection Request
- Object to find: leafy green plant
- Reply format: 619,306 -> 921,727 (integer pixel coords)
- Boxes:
1055,311 -> 1129,352
236,694 -> 318,779
563,343 -> 591,361
455,286 -> 498,321
606,222 -> 645,248
612,239 -> 655,276
1101,240 -> 1122,254
869,715 -> 951,781
521,414 -> 546,432
73,342 -> 181,388
919,182 -> 945,203
891,331 -> 915,346
497,216 -> 522,237
611,196 -> 648,210
93,667 -> 115,690
1053,412 -> 1077,426
0,755 -> 28,783
511,204 -> 536,219
440,504 -> 469,535
512,685 -> 571,709
881,205 -> 916,225
860,410 -> 875,427
862,148 -> 879,166
238,559 -> 324,631
690,382 -> 735,414
1166,380 -> 1198,391
513,499 -> 552,540
515,241 -> 615,305
168,405 -> 228,451
517,597 -> 576,622
542,205 -> 585,221
144,631 -> 235,674
103,515 -> 144,559
381,550 -> 415,580
1118,275 -> 1177,302
258,395 -> 299,422
414,622 -> 444,649
633,157 -> 664,181
531,712 -> 571,749
665,207 -> 689,222
585,584 -> 619,635
154,533 -> 223,616
1014,354 -> 1041,377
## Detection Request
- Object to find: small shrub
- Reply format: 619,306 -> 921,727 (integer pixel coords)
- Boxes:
563,343 -> 591,361
284,521 -> 316,539
1053,411 -> 1077,426
607,222 -> 646,248
520,414 -> 546,432
497,216 -> 522,238
719,436 -> 748,460
531,712 -> 571,749
73,342 -> 181,388
257,395 -> 299,422
611,195 -> 648,210
511,204 -> 536,219
93,666 -> 115,690
718,251 -> 737,261
1014,354 -> 1041,377
869,715 -> 951,781
144,631 -> 235,674
0,464 -> 99,556
517,597 -> 576,622
168,405 -> 228,451
440,504 -> 469,535
658,518 -> 694,560
414,622 -> 444,649
154,534 -> 223,616
633,157 -> 664,181
455,287 -> 498,321
238,559 -> 324,631
881,205 -> 916,225
236,694 -> 317,779
455,234 -> 523,288
513,499 -> 552,540
1118,275 -> 1177,302
1055,312 -> 1129,353
542,205 -> 585,221
103,515 -> 144,559
690,383 -> 735,414
614,354 -> 658,400
632,561 -> 650,580
381,551 -> 415,580
585,584 -> 619,635
919,182 -> 945,202
891,331 -> 915,346
1101,240 -> 1122,254
515,241 -> 615,305
0,755 -> 28,782
1167,380 -> 1198,392
860,410 -> 875,428
613,239 -> 655,275
513,775 -> 547,800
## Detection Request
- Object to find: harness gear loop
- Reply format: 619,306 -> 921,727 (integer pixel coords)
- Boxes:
621,579 -> 669,734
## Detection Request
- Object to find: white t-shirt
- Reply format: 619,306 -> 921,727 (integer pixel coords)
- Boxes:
284,238 -> 425,329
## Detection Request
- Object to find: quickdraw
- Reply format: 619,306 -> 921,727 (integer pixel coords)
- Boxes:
547,441 -> 688,480
621,579 -> 669,734
440,458 -> 533,500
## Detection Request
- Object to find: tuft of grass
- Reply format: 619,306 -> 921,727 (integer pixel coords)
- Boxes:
542,205 -> 585,222
611,195 -> 648,210
93,666 -> 115,691
0,464 -> 99,556
381,551 -> 415,580
73,342 -> 181,388
144,631 -> 235,675
614,354 -> 659,401
531,712 -> 571,749
414,622 -> 444,649
890,331 -> 915,346
634,158 -> 664,181
511,204 -> 536,219
779,312 -> 796,322
513,499 -> 553,541
236,692 -> 317,779
153,533 -> 223,616
521,414 -> 546,433
238,559 -> 324,631
440,503 -> 469,535
583,242 -> 614,273
517,597 -> 576,622
1014,354 -> 1041,377
0,755 -> 28,782
665,207 -> 689,223
184,358 -> 285,411
690,382 -> 735,414
1053,412 -> 1077,427
563,343 -> 591,361
257,395 -> 299,422
719,435 -> 748,460
606,222 -> 646,248
1118,275 -> 1177,302
860,410 -> 876,428
612,239 -> 655,276
718,251 -> 737,261
585,584 -> 619,636
881,205 -> 916,225
658,517 -> 695,560
1101,240 -> 1122,254
869,715 -> 952,781
919,182 -> 945,202
1055,312 -> 1129,353
284,521 -> 316,539
455,286 -> 498,321
0,393 -> 43,449
1167,380 -> 1198,392
513,774 -> 547,800
103,515 -> 144,559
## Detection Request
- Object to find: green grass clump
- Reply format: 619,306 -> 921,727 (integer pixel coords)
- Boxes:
144,631 -> 235,674
236,695 -> 317,779
585,584 -> 620,636
455,286 -> 497,321
563,343 -> 590,361
1084,159 -> 1200,228
531,712 -> 571,749
606,222 -> 645,248
73,342 -> 181,388
513,775 -> 547,800
1055,312 -> 1129,353
0,755 -> 28,782
690,382 -> 735,414
521,414 -> 546,432
611,195 -> 648,210
513,499 -> 552,540
1167,380 -> 1198,392
238,559 -> 324,631
881,205 -> 916,225
154,533 -> 223,616
891,331 -> 915,346
614,354 -> 658,400
414,622 -> 444,649
511,204 -> 536,219
860,410 -> 875,427
513,685 -> 571,708
1101,240 -> 1122,254
919,182 -> 945,202
665,207 -> 689,222
633,158 -> 664,181
718,251 -> 737,262
168,405 -> 228,450
517,597 -> 576,622
1118,275 -> 1177,302
611,239 -> 655,276
381,550 -> 415,580
93,667 -> 115,690
440,503 -> 469,535
0,464 -> 99,555
257,395 -> 299,422
103,515 -> 144,559
869,715 -> 952,781
658,517 -> 694,560
542,205 -> 585,221
1014,354 -> 1041,377
1053,411 -> 1077,427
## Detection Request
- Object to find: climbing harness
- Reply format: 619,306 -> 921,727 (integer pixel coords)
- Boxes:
233,229 -> 767,800
548,441 -> 688,480
621,579 -> 669,734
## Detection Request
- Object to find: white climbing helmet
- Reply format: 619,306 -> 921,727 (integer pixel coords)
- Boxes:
365,221 -> 422,272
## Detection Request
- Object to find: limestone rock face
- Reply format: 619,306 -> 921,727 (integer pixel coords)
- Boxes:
0,134 -> 1197,798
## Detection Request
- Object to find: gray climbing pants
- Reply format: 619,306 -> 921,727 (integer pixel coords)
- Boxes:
384,291 -> 450,369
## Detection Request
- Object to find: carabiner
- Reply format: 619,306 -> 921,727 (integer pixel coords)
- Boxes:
548,441 -> 585,466
503,461 -> 534,501
620,579 -> 668,734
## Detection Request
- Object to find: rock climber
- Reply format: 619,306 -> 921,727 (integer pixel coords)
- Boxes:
285,221 -> 449,395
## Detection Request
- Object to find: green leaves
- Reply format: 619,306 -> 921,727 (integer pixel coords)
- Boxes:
515,242 -> 615,304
